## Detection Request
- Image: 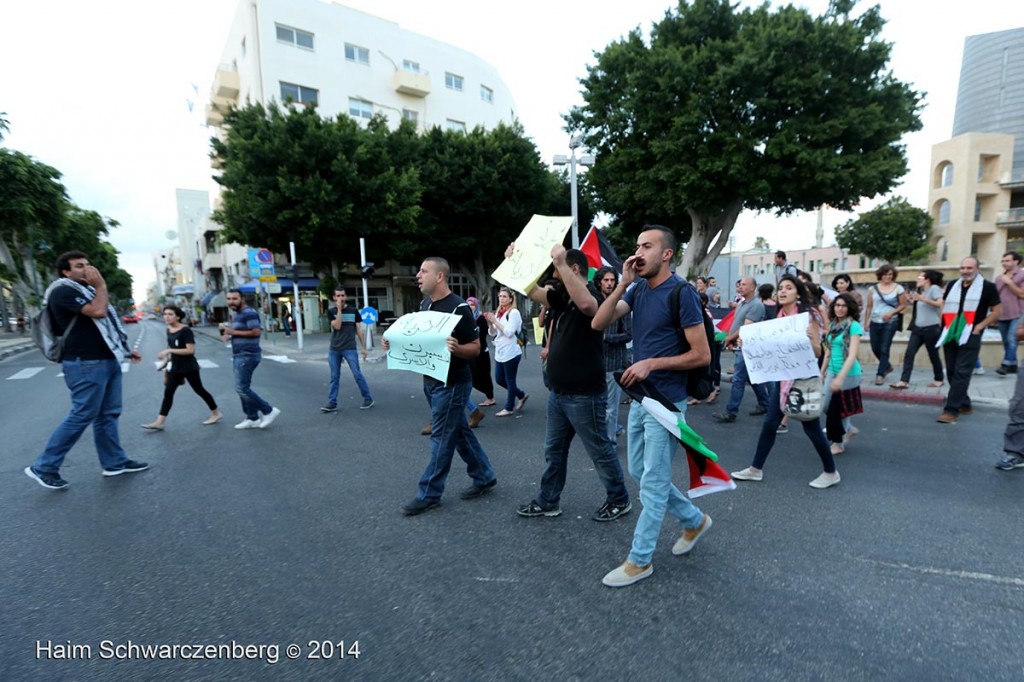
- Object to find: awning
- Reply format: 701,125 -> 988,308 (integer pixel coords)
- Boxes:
171,284 -> 195,296
200,291 -> 218,307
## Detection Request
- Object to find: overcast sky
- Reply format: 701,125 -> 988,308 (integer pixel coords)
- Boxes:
2,0 -> 1020,300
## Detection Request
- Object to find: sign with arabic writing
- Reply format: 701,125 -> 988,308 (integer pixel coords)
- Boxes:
492,214 -> 574,296
382,310 -> 462,382
739,312 -> 819,383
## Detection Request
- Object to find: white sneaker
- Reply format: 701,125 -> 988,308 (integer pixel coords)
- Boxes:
234,418 -> 261,430
731,467 -> 763,481
672,514 -> 712,555
809,471 -> 841,489
601,561 -> 653,587
259,407 -> 281,429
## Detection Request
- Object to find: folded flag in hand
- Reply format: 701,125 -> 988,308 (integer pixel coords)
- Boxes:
614,371 -> 736,498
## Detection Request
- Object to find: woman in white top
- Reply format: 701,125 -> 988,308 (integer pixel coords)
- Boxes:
485,287 -> 528,417
863,263 -> 908,385
890,270 -> 946,389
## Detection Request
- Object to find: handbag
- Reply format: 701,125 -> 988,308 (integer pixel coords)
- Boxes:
782,376 -> 823,421
838,386 -> 863,419
874,285 -> 904,331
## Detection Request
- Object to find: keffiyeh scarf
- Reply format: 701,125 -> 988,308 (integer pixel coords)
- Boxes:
45,278 -> 131,361
936,276 -> 983,347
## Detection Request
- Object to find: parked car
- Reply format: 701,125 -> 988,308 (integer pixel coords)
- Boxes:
122,313 -> 139,324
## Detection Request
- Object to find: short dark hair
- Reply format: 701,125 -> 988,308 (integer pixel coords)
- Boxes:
696,276 -> 708,285
227,288 -> 244,296
334,286 -> 347,294
775,250 -> 787,260
758,283 -> 774,300
56,251 -> 88,274
641,224 -> 677,254
424,256 -> 451,277
594,265 -> 618,285
920,269 -> 944,287
164,305 -> 187,322
875,263 -> 898,280
1005,251 -> 1022,264
564,248 -> 589,274
828,292 -> 861,322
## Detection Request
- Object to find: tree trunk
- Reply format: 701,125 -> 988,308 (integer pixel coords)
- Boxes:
676,199 -> 743,279
0,237 -> 36,316
461,251 -> 495,310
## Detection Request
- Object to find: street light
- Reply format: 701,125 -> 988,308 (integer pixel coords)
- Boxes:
552,134 -> 594,249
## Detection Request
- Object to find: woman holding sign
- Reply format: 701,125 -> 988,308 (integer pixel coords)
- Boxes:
485,287 -> 528,417
731,275 -> 840,489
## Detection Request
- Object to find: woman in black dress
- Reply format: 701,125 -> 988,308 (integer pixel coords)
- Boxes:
142,305 -> 221,430
467,296 -> 496,407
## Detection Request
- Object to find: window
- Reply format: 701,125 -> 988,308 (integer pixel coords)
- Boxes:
276,24 -> 314,50
345,43 -> 369,65
241,37 -> 246,57
937,199 -> 951,225
402,60 -> 420,73
940,162 -> 954,187
445,72 -> 463,91
402,109 -> 418,123
480,85 -> 493,103
446,119 -> 466,134
348,98 -> 373,120
975,198 -> 983,222
279,82 -> 318,105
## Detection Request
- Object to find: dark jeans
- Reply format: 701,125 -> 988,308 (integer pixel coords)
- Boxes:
160,370 -> 218,416
943,334 -> 982,414
536,390 -> 628,509
418,380 -> 495,502
752,382 -> 836,473
233,353 -> 273,421
900,324 -> 944,382
725,351 -> 768,416
1004,368 -> 1024,456
869,319 -> 899,377
998,318 -> 1021,368
494,354 -> 526,411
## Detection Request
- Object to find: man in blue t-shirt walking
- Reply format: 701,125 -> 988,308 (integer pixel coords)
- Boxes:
224,289 -> 281,430
593,225 -> 713,587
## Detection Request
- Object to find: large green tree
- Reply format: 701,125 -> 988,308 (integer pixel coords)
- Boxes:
567,0 -> 923,276
835,196 -> 933,264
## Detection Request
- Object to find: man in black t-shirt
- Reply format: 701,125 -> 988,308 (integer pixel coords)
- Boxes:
25,251 -> 148,491
322,288 -> 373,412
509,243 -> 630,522
383,257 -> 497,515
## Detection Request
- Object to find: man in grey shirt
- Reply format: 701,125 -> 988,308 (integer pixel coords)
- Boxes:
713,277 -> 769,422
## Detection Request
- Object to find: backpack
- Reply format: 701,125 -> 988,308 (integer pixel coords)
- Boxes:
515,326 -> 528,348
669,281 -> 717,401
32,302 -> 77,363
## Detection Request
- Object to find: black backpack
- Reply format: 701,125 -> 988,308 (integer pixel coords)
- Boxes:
668,281 -> 717,401
32,302 -> 77,363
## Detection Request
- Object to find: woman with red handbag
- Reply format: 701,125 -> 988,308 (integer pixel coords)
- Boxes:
821,293 -> 864,455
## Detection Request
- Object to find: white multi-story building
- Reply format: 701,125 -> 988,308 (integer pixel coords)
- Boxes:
200,0 -> 520,324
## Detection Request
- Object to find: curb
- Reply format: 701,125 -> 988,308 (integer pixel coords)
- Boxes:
0,342 -> 35,361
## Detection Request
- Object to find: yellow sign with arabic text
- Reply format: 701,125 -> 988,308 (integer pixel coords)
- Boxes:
491,215 -> 573,296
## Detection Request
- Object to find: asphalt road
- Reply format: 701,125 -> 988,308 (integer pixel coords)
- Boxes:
2,320 -> 1022,681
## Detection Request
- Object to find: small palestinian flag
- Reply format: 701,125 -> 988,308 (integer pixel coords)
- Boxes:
580,226 -> 623,281
614,371 -> 736,498
715,308 -> 735,334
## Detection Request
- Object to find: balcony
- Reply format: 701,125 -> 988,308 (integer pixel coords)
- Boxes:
202,252 -> 223,272
996,207 -> 1024,227
393,70 -> 431,97
205,103 -> 224,127
1000,170 -> 1024,189
213,67 -> 240,100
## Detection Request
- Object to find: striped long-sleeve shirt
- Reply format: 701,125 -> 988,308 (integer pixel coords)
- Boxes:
603,312 -> 633,372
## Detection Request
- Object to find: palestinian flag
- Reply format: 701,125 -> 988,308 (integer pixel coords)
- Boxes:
614,372 -> 736,498
580,226 -> 623,281
715,308 -> 735,334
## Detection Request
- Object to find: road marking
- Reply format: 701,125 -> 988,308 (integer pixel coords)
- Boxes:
6,367 -> 45,380
265,355 -> 297,364
121,362 -> 130,373
473,577 -> 518,583
865,559 -> 1024,587
197,359 -> 219,369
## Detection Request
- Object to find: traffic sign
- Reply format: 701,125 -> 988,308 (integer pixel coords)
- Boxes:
263,282 -> 282,294
360,306 -> 379,324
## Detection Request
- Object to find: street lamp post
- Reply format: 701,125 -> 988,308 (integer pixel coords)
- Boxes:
552,135 -> 594,249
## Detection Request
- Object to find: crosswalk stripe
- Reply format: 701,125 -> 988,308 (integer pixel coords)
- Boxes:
197,359 -> 219,369
6,367 -> 45,380
121,362 -> 130,373
265,355 -> 297,364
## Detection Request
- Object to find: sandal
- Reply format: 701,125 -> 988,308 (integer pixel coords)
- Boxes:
495,409 -> 514,417
927,381 -> 944,388
706,389 -> 720,404
479,399 -> 496,407
874,376 -> 884,386
889,382 -> 909,390
830,443 -> 845,455
687,398 -> 702,406
141,423 -> 164,431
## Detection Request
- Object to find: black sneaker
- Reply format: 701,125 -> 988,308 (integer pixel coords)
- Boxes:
592,499 -> 632,522
320,404 -> 338,413
402,498 -> 440,516
460,479 -> 497,500
102,459 -> 150,477
996,455 -> 1024,471
712,412 -> 737,423
516,501 -> 562,518
749,406 -> 768,416
25,466 -> 68,491
360,399 -> 375,409
996,366 -> 1018,376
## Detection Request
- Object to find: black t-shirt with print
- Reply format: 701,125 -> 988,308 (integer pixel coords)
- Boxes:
545,282 -> 606,395
48,284 -> 114,360
167,327 -> 200,374
420,293 -> 477,386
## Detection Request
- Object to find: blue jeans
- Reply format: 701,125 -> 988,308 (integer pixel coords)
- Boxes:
752,382 -> 835,473
626,399 -> 703,566
998,318 -> 1022,368
233,353 -> 273,421
725,352 -> 768,416
418,380 -> 496,502
605,372 -> 623,441
326,349 -> 372,406
34,358 -> 128,474
536,391 -> 628,509
494,354 -> 526,411
869,320 -> 899,377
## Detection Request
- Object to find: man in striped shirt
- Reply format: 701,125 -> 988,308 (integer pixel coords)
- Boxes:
597,266 -> 632,442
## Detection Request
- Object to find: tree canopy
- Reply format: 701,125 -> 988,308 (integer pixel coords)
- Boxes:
567,0 -> 923,276
211,103 -> 569,304
835,196 -> 933,264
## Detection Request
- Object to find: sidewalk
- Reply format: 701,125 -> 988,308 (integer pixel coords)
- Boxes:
190,325 -> 388,363
0,332 -> 35,360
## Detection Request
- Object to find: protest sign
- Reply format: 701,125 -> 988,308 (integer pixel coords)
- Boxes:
739,312 -> 819,383
491,215 -> 573,296
382,311 -> 462,383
